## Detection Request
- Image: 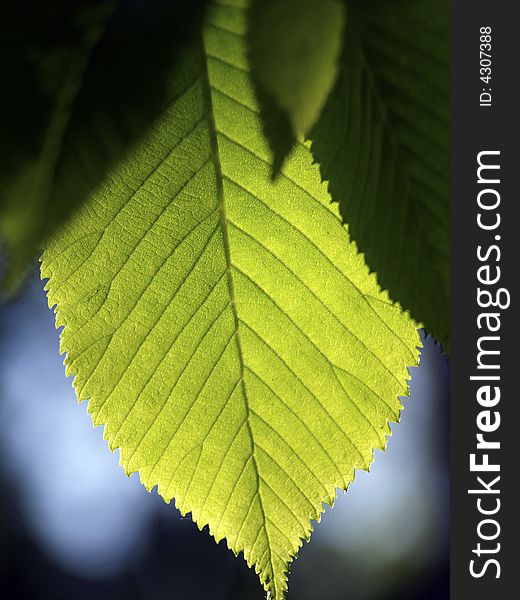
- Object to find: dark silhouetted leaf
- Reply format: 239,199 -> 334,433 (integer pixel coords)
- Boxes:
310,0 -> 450,351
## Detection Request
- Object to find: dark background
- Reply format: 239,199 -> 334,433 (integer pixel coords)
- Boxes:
0,269 -> 449,600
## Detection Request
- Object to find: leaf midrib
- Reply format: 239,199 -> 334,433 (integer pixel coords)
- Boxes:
197,31 -> 277,589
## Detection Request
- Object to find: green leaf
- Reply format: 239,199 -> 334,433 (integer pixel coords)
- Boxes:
248,0 -> 345,171
310,0 -> 450,351
41,1 -> 420,597
0,0 -> 208,291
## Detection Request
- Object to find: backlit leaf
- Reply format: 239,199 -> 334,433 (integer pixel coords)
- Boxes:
41,1 -> 421,597
248,0 -> 345,171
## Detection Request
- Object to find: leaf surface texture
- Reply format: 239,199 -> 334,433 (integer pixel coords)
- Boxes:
42,1 -> 420,597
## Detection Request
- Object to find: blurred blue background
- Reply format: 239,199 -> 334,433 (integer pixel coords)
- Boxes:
0,270 -> 449,599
